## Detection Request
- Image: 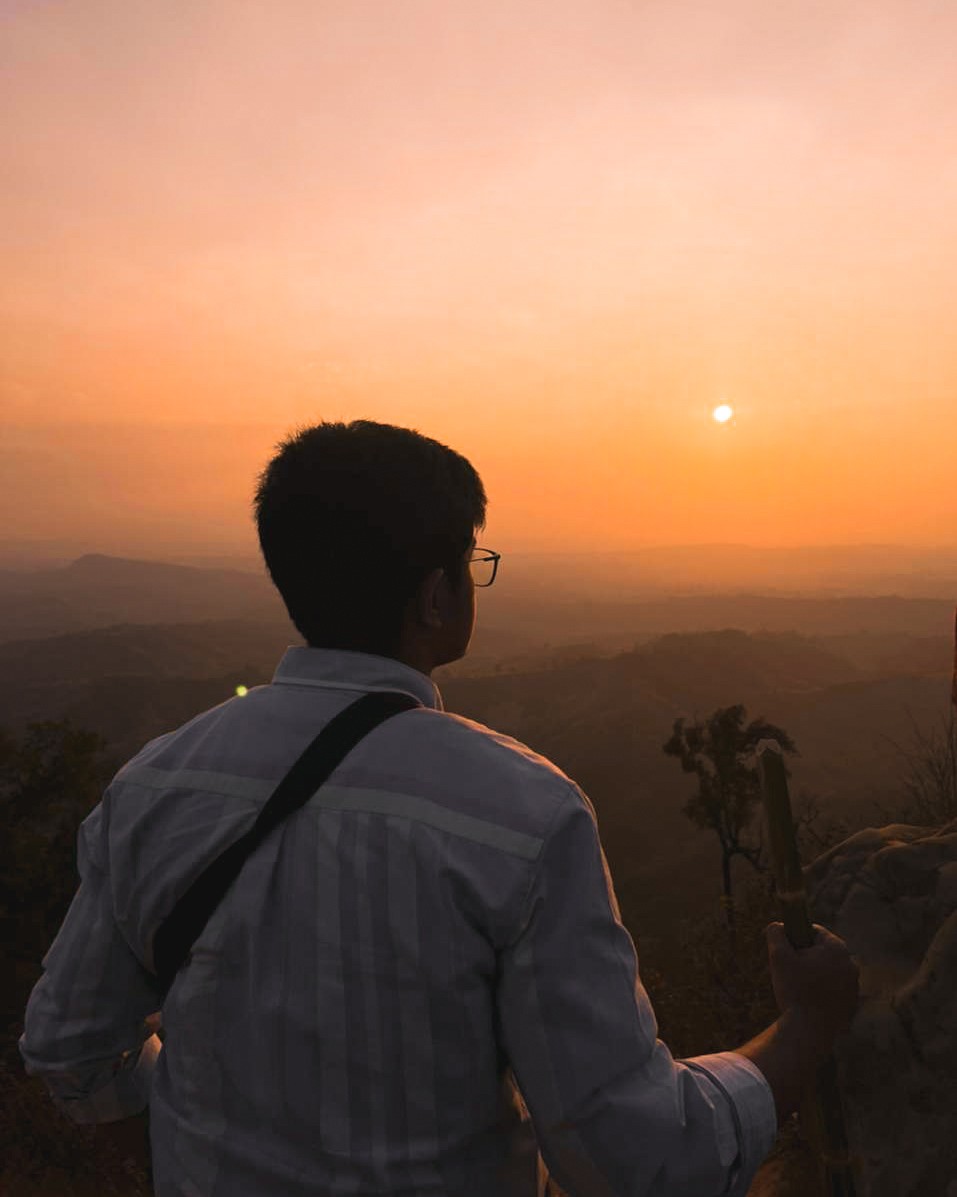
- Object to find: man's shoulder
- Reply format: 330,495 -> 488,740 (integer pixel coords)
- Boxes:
407,699 -> 579,804
413,706 -> 572,786
375,705 -> 583,838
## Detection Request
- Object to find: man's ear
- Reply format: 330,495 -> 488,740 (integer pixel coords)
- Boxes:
414,567 -> 446,629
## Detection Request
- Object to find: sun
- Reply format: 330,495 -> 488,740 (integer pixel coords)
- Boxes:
713,404 -> 734,424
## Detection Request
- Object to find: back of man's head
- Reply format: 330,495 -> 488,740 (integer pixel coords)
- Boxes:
253,420 -> 487,656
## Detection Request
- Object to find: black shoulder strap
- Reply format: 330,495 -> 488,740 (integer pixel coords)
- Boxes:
152,689 -> 421,996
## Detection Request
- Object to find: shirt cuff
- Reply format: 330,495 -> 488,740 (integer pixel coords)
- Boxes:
681,1051 -> 778,1197
28,1033 -> 162,1125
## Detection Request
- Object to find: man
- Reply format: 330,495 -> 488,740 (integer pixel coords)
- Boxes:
21,419 -> 859,1196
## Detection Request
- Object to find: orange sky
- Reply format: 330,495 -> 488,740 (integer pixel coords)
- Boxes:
2,0 -> 956,559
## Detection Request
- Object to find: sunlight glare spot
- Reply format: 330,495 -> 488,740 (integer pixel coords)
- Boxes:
713,405 -> 734,424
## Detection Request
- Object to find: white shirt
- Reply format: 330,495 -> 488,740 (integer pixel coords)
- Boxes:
21,646 -> 776,1196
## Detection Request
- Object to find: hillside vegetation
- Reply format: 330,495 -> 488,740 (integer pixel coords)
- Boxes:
0,610 -> 949,941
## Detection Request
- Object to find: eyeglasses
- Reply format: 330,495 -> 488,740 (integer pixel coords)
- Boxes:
469,547 -> 501,587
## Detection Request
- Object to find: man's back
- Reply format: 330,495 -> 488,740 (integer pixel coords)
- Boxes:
22,644 -> 777,1196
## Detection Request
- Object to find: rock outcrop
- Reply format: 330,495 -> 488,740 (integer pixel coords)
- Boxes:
802,818 -> 957,1197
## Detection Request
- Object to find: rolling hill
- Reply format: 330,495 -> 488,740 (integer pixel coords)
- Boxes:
1,617 -> 950,945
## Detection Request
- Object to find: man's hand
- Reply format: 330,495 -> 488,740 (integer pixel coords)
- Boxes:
766,921 -> 860,1044
736,922 -> 860,1123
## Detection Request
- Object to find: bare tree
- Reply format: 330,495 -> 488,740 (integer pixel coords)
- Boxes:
878,705 -> 957,827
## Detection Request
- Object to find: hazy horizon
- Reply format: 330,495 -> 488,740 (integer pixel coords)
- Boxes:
4,536 -> 957,605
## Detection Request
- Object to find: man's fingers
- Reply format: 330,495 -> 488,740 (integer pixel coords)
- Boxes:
767,921 -> 847,954
765,921 -> 813,954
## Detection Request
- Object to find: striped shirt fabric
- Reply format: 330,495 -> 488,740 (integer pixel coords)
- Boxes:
21,646 -> 777,1196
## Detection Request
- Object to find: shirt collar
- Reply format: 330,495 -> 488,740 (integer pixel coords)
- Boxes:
271,645 -> 444,711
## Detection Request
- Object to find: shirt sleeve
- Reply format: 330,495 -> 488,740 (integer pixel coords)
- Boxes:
19,796 -> 163,1124
495,784 -> 777,1197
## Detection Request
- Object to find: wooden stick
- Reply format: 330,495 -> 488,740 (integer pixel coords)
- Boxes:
757,739 -> 859,1197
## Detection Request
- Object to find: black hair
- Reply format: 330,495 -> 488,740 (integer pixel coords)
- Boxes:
252,420 -> 487,654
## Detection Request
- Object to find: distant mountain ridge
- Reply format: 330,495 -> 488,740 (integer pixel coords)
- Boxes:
0,553 -> 286,642
63,553 -> 215,581
1,553 -> 954,646
4,540 -> 957,590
